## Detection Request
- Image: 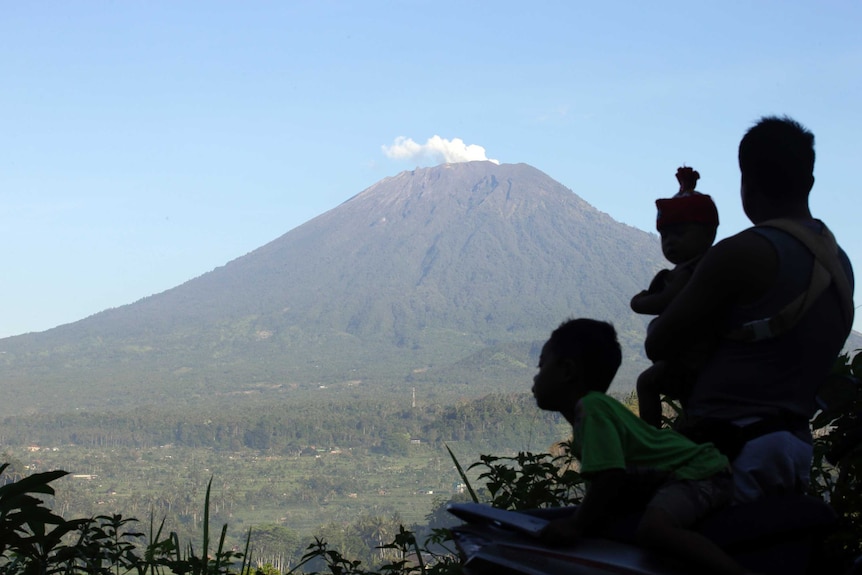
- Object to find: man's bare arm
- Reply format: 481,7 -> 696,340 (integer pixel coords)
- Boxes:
645,230 -> 777,361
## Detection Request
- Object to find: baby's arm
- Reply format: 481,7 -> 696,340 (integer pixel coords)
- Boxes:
631,270 -> 668,314
631,267 -> 692,315
538,469 -> 626,546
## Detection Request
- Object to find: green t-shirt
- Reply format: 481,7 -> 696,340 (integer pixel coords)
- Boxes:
573,392 -> 728,481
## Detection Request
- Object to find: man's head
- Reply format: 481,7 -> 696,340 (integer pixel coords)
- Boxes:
738,116 -> 815,221
532,319 -> 622,412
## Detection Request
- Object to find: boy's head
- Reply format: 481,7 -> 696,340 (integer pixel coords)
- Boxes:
738,116 -> 815,203
532,319 -> 622,412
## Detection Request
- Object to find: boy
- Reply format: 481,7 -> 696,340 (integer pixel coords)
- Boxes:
631,167 -> 719,427
532,318 -> 759,575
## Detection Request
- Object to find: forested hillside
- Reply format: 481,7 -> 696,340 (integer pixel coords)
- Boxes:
0,162 -> 661,415
0,392 -> 573,454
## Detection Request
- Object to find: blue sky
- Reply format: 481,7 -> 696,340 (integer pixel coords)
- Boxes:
1,1 -> 861,338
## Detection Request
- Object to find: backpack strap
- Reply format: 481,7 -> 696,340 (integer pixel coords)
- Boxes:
726,219 -> 854,342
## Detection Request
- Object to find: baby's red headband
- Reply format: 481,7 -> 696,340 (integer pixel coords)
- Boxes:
656,192 -> 719,231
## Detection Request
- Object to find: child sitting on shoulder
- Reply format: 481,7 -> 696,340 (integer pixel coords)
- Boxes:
532,318 -> 759,575
631,167 -> 719,427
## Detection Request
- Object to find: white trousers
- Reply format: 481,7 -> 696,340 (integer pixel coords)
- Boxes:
731,430 -> 813,504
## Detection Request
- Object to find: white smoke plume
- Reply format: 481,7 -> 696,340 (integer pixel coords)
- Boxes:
382,135 -> 500,165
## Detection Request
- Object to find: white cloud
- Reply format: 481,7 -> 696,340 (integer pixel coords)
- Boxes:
382,135 -> 500,165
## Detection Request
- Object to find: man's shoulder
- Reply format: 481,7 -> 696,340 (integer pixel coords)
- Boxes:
691,228 -> 779,303
716,226 -> 774,250
702,228 -> 776,272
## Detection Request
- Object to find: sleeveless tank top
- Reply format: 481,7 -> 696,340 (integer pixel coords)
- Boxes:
685,222 -> 854,427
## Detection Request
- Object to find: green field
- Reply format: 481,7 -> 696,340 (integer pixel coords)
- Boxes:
2,436 -> 551,564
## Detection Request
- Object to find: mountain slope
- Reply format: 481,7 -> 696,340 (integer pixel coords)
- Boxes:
0,162 -> 664,415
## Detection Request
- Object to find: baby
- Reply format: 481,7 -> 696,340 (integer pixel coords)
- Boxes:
631,167 -> 719,427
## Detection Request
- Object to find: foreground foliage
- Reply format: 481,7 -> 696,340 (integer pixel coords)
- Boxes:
0,468 -> 251,574
811,352 -> 862,562
2,352 -> 860,574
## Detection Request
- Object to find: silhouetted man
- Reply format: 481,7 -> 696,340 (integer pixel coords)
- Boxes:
645,116 -> 854,502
